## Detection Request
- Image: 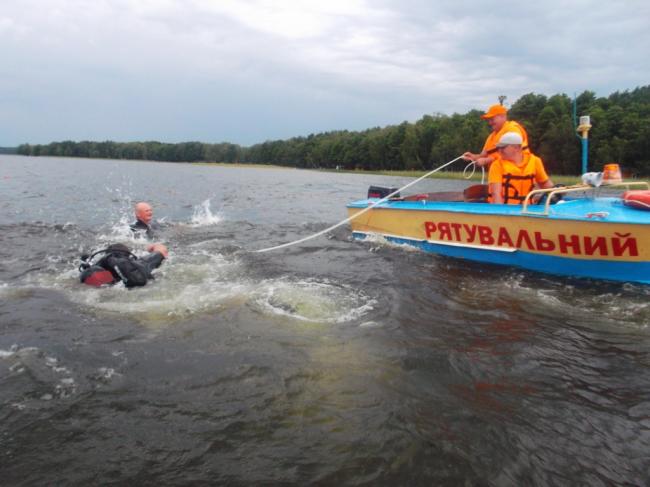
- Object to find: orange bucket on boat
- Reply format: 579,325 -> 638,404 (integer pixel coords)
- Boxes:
602,163 -> 622,184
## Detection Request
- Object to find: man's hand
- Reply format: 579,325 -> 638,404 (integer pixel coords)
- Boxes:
475,157 -> 492,168
148,243 -> 169,258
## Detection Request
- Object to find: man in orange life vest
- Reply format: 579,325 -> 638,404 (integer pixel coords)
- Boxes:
463,104 -> 529,168
488,132 -> 554,204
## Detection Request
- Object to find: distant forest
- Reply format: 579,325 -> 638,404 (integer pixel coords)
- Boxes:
16,86 -> 650,176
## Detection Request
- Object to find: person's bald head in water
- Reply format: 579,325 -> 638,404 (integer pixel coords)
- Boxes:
135,202 -> 153,225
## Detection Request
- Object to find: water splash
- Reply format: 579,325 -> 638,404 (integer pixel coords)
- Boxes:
51,249 -> 248,325
358,232 -> 421,253
191,199 -> 222,226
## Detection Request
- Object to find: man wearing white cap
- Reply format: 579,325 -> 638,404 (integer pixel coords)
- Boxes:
488,132 -> 553,204
463,104 -> 529,168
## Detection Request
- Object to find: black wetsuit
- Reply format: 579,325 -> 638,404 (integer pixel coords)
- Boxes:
80,245 -> 165,288
130,219 -> 160,240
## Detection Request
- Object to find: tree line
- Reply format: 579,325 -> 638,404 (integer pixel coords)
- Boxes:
16,86 -> 650,176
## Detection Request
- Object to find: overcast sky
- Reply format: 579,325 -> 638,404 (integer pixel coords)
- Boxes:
1,0 -> 649,146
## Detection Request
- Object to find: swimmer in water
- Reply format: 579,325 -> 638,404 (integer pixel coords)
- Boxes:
79,243 -> 168,288
130,202 -> 161,239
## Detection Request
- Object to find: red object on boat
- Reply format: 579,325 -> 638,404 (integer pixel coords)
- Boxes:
622,190 -> 650,210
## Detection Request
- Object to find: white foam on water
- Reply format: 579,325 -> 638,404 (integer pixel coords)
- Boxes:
59,249 -> 252,324
13,211 -> 373,327
97,367 -> 118,380
360,232 -> 421,253
27,249 -> 377,325
359,321 -> 381,328
97,212 -> 149,242
0,344 -> 20,359
252,278 -> 376,324
10,223 -> 249,325
96,185 -> 138,237
55,377 -> 77,398
190,199 -> 222,226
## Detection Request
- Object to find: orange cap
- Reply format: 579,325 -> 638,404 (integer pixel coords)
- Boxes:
480,104 -> 507,119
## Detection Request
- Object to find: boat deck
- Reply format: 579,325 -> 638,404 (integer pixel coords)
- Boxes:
348,197 -> 650,225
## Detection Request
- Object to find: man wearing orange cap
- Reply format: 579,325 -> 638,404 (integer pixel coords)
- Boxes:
488,131 -> 553,204
463,104 -> 529,168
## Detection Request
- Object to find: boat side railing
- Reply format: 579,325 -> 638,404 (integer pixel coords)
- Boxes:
522,181 -> 650,216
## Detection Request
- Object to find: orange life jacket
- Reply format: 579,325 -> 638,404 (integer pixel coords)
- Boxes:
489,153 -> 547,205
483,121 -> 530,157
501,173 -> 536,204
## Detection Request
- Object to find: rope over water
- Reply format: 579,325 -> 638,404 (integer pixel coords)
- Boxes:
254,155 -> 466,253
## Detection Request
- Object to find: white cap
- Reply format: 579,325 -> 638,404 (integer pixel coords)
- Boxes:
496,131 -> 523,147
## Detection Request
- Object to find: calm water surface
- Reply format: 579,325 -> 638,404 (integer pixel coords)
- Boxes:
1,155 -> 649,486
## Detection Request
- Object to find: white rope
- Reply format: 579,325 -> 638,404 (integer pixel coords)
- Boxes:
254,155 -> 466,253
462,160 -> 485,184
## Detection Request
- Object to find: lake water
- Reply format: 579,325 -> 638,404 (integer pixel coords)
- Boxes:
1,155 -> 650,485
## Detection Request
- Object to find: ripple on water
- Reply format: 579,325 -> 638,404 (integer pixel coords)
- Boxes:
498,273 -> 650,330
0,346 -> 77,404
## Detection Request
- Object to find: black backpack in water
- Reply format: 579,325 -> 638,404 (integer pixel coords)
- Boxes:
100,254 -> 150,288
82,244 -> 151,288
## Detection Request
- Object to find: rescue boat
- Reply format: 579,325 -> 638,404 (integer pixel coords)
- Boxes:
347,182 -> 650,285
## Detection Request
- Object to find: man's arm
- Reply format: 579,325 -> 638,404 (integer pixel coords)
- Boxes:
139,252 -> 165,274
538,179 -> 554,189
489,183 -> 503,204
462,150 -> 489,163
475,152 -> 494,167
487,161 -> 503,203
139,243 -> 168,274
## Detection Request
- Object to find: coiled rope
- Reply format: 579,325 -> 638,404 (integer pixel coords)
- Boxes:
255,155 -> 465,253
462,160 -> 486,184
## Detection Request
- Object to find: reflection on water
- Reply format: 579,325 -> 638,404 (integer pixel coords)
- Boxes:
1,155 -> 650,485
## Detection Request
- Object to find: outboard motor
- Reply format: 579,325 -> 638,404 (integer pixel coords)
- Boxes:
367,186 -> 400,199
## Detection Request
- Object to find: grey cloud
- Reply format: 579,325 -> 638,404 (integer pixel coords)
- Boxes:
1,0 -> 648,146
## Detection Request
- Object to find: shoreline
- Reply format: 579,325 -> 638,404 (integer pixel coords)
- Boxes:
8,155 -> 627,185
193,161 -> 583,185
